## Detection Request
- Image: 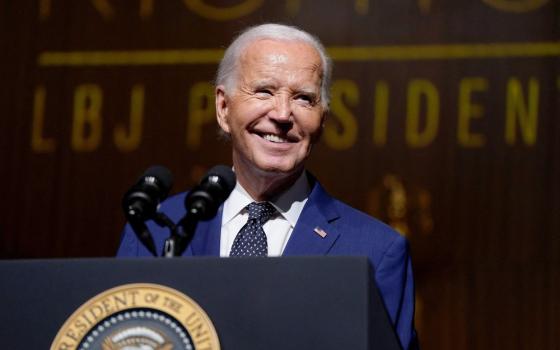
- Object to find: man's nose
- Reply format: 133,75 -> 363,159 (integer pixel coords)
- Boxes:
269,95 -> 292,123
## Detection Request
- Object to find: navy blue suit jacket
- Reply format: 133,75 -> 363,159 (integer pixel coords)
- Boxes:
118,179 -> 417,349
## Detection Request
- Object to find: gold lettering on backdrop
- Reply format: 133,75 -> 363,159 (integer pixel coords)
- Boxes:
31,85 -> 56,153
30,76 -> 546,154
372,81 -> 390,146
187,82 -> 215,150
114,84 -> 145,152
482,0 -> 549,13
72,84 -> 103,152
324,80 -> 359,150
458,77 -> 488,147
183,0 -> 263,21
406,79 -> 439,147
505,77 -> 539,146
35,1 -> 554,23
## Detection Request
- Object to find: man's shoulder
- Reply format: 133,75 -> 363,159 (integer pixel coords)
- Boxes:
309,179 -> 400,238
331,196 -> 400,238
324,195 -> 408,268
309,182 -> 405,259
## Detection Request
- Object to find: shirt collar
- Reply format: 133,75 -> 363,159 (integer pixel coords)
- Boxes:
222,171 -> 311,228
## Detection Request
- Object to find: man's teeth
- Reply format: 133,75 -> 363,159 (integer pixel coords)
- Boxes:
263,134 -> 288,143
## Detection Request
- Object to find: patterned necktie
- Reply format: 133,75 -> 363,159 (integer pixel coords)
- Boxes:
230,202 -> 276,257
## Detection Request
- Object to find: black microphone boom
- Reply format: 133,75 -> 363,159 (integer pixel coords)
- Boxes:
122,166 -> 173,257
184,165 -> 236,220
165,165 -> 235,257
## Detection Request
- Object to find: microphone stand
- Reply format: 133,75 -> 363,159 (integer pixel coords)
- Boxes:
163,207 -> 202,258
128,208 -> 198,258
129,212 -> 179,258
128,218 -> 158,257
149,212 -> 183,258
128,211 -> 178,257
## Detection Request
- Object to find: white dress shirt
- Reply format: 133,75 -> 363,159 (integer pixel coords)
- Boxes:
220,171 -> 311,257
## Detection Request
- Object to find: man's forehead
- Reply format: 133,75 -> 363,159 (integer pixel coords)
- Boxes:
266,53 -> 289,64
241,38 -> 321,64
248,76 -> 320,93
239,41 -> 321,78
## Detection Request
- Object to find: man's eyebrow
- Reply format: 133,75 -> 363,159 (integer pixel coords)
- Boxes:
248,80 -> 320,98
297,87 -> 318,94
295,87 -> 320,97
251,79 -> 277,88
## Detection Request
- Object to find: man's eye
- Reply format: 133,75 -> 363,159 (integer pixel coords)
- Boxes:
296,94 -> 314,103
256,89 -> 272,96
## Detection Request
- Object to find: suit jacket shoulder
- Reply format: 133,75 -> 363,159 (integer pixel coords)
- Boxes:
287,178 -> 416,349
329,196 -> 405,266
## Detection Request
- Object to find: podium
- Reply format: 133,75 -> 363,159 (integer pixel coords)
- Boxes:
0,257 -> 401,349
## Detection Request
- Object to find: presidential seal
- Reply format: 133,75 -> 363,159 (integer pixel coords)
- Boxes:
51,283 -> 220,350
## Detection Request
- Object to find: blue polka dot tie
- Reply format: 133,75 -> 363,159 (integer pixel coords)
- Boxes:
230,202 -> 276,257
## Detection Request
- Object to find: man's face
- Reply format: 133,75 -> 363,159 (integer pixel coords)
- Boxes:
216,39 -> 325,178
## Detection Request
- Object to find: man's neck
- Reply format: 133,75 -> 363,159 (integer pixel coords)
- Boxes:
234,166 -> 304,202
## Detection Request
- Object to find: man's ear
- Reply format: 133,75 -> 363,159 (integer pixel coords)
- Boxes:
310,110 -> 327,144
317,110 -> 328,140
215,85 -> 231,134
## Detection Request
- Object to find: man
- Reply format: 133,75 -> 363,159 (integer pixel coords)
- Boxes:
118,23 -> 417,349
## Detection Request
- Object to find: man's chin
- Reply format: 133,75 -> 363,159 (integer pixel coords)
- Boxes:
232,152 -> 305,180
253,162 -> 302,178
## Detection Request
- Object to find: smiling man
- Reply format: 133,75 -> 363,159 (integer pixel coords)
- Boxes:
118,23 -> 418,349
216,37 -> 325,201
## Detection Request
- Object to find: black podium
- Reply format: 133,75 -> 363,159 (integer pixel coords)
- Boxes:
0,257 -> 401,349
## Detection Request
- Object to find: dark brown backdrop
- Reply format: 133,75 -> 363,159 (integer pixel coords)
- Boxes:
1,1 -> 559,348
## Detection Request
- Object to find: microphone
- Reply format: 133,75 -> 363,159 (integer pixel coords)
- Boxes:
184,165 -> 236,220
165,165 -> 235,257
122,166 -> 173,222
122,166 -> 173,257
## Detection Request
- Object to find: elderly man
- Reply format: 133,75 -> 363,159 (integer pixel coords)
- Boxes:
118,23 -> 417,349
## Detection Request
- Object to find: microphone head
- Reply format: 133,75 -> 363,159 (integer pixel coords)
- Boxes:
185,165 -> 236,220
123,165 -> 174,221
143,165 -> 174,193
205,165 -> 236,196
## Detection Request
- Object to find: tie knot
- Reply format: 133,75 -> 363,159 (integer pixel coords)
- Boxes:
246,202 -> 275,224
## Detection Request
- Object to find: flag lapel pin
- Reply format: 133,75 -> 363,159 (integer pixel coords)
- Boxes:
314,226 -> 328,238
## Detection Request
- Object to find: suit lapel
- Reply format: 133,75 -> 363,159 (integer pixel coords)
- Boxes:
283,180 -> 341,256
184,205 -> 222,256
184,178 -> 340,257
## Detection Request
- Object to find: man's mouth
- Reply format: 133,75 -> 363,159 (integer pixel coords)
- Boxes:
262,133 -> 289,143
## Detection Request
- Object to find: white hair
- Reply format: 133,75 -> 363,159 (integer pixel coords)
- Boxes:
216,23 -> 332,110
